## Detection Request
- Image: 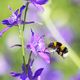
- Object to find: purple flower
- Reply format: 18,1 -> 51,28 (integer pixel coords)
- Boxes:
44,69 -> 63,80
27,29 -> 50,63
29,0 -> 48,12
41,65 -> 63,80
70,72 -> 80,80
58,27 -> 74,44
71,0 -> 80,5
11,63 -> 43,80
0,54 -> 10,75
0,5 -> 34,37
30,0 -> 48,5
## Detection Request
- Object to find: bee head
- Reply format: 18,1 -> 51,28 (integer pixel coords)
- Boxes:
48,43 -> 54,48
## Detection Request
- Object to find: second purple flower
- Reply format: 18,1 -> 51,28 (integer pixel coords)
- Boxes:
27,29 -> 50,63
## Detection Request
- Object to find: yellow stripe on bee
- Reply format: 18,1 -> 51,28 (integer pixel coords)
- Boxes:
60,45 -> 65,51
53,42 -> 57,47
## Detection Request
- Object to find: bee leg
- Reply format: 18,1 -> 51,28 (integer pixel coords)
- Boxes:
56,50 -> 60,55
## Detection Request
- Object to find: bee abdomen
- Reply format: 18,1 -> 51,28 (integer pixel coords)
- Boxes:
62,47 -> 68,53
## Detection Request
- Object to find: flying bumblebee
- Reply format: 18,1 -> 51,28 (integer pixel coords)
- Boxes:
48,41 -> 68,58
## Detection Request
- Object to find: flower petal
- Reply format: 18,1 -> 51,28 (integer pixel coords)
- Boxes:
2,20 -> 10,25
30,0 -> 48,5
14,9 -> 19,16
30,59 -> 34,66
18,5 -> 26,18
33,68 -> 44,79
0,27 -> 10,37
32,3 -> 44,12
31,29 -> 34,36
10,72 -> 21,77
38,52 -> 50,63
28,66 -> 33,79
20,73 -> 27,80
22,64 -> 27,73
20,5 -> 26,13
29,44 -> 36,54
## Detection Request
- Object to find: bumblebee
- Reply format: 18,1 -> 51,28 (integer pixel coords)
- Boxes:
48,41 -> 68,58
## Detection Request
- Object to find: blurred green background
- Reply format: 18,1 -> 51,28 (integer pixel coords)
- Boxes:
0,0 -> 80,80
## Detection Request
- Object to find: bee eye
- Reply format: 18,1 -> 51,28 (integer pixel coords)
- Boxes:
48,43 -> 53,47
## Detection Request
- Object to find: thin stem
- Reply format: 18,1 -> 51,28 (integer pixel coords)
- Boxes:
26,51 -> 32,73
18,1 -> 29,65
18,25 -> 26,65
28,51 -> 32,65
23,2 -> 29,31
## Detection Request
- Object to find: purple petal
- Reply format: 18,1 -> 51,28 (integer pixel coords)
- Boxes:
30,0 -> 48,5
20,5 -> 26,13
31,29 -> 34,36
22,64 -> 27,73
45,69 -> 63,80
30,59 -> 34,66
38,52 -> 50,63
70,72 -> 80,80
11,21 -> 18,26
20,73 -> 27,80
14,9 -> 19,16
11,72 -> 21,77
33,33 -> 40,43
33,3 -> 44,12
33,68 -> 44,78
0,27 -> 10,37
28,66 -> 33,79
29,44 -> 36,54
18,5 -> 26,18
2,20 -> 10,25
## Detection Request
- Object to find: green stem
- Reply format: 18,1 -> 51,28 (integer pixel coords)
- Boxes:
23,2 -> 29,31
27,51 -> 32,65
18,1 -> 29,65
26,51 -> 32,73
18,25 -> 26,65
